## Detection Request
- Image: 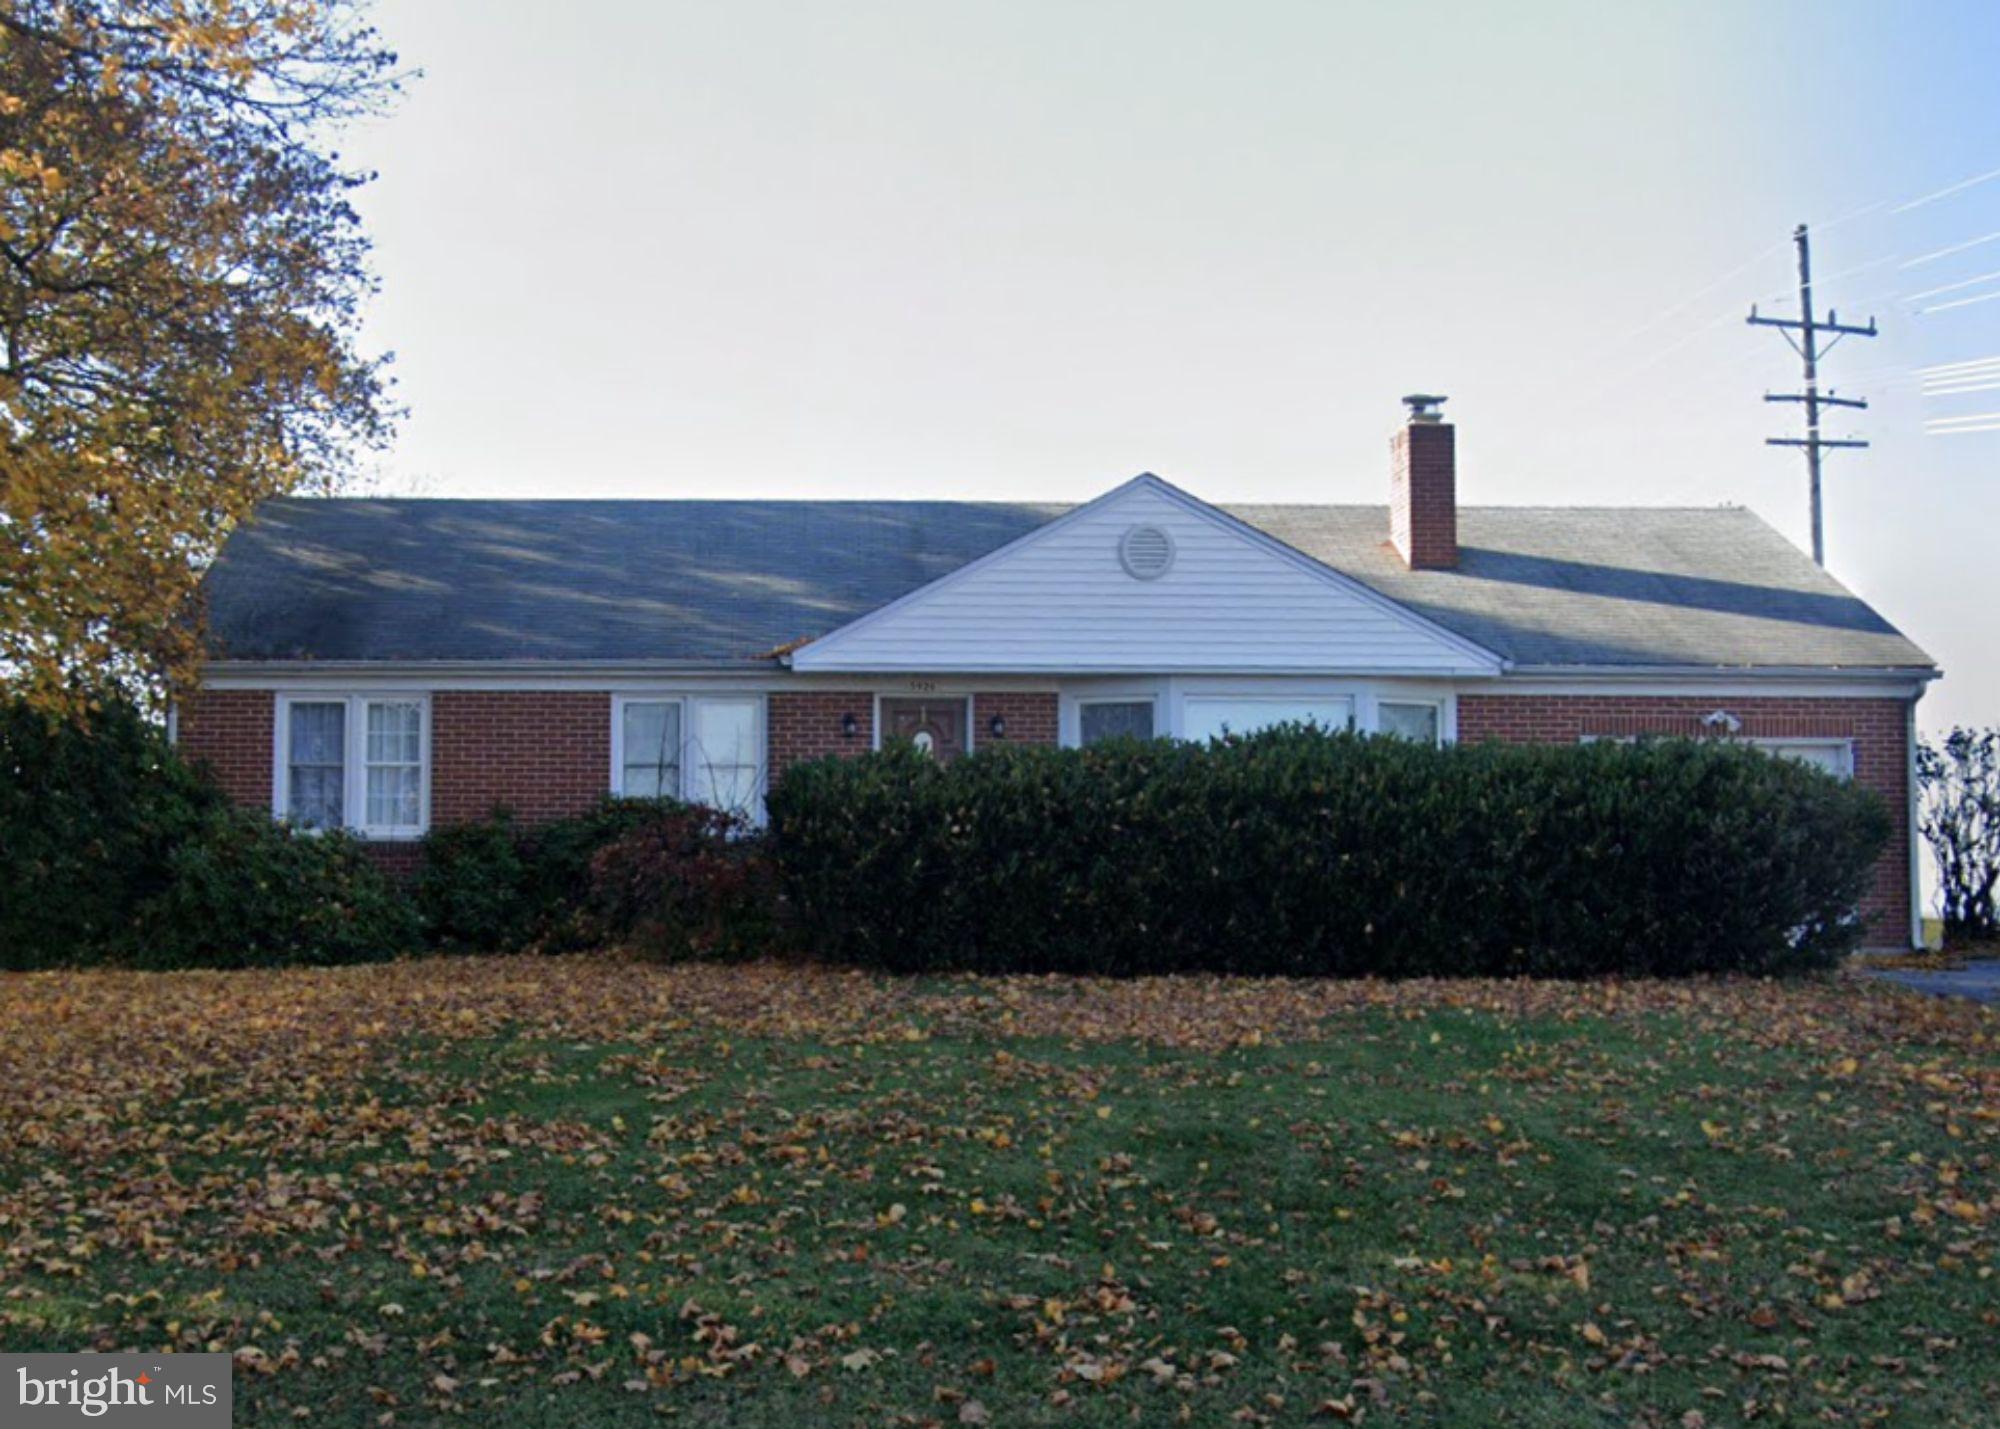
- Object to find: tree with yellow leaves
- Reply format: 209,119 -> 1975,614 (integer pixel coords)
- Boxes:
0,1 -> 403,716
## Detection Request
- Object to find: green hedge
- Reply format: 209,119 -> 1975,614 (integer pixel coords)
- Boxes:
413,799 -> 695,952
126,812 -> 423,969
1,698 -> 420,969
2,697 -> 224,959
768,728 -> 1892,977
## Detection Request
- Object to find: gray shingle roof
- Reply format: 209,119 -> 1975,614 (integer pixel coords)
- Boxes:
204,499 -> 1065,664
1233,504 -> 1934,671
203,495 -> 1934,672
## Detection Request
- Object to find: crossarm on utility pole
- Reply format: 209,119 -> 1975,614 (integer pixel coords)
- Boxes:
1765,392 -> 1868,410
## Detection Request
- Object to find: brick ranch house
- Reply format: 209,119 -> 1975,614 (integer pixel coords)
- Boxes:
176,397 -> 1939,948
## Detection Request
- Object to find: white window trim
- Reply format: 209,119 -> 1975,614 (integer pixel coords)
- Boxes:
1075,694 -> 1161,745
272,692 -> 432,840
611,693 -> 689,799
1059,679 -> 1459,747
1182,693 -> 1358,741
610,692 -> 769,817
1370,696 -> 1447,746
1750,736 -> 1856,780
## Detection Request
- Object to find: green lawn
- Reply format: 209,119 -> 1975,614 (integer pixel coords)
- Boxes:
1,957 -> 1996,1424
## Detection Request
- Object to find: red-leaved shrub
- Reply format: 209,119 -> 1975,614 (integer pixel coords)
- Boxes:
586,804 -> 779,960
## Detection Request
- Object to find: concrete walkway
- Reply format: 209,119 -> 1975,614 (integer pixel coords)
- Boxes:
1861,959 -> 2000,1005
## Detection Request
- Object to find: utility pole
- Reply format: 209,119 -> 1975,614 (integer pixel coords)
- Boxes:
1748,223 -> 1877,566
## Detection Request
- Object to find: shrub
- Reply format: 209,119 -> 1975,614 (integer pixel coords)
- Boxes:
1918,727 -> 2000,944
523,799 -> 682,950
1,695 -> 421,969
0,697 -> 225,965
587,804 -> 778,960
768,729 -> 1892,978
414,813 -> 533,950
412,798 -> 702,952
124,811 -> 424,969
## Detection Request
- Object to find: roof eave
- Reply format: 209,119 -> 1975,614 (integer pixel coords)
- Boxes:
1497,662 -> 1940,683
201,657 -> 785,678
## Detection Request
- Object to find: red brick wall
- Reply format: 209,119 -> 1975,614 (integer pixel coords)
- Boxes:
973,691 -> 1058,747
361,842 -> 425,880
430,691 -> 610,825
175,689 -> 273,811
769,691 -> 875,780
177,689 -> 612,829
182,688 -> 1062,824
1458,693 -> 1915,947
1390,420 -> 1457,569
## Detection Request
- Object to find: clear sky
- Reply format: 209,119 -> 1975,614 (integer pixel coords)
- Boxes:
341,0 -> 1999,731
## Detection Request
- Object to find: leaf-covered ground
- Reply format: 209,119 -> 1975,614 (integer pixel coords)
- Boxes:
1,957 -> 1997,1425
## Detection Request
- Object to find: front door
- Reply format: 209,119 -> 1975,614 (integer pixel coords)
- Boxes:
880,697 -> 968,763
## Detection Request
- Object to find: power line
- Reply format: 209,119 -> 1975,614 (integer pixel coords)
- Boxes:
1920,372 -> 2000,394
1900,228 -> 2000,270
1927,410 -> 2000,437
1606,241 -> 1793,351
1890,162 -> 2000,215
1919,287 -> 2000,316
1917,352 -> 2000,374
1904,268 -> 2000,303
1625,158 -> 2000,351
1748,223 -> 1878,567
1578,159 -> 2000,420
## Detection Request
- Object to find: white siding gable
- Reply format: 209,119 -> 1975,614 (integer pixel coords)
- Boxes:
790,476 -> 1502,675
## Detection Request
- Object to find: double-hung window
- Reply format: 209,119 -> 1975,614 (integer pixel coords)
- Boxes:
278,695 -> 430,838
614,695 -> 765,817
285,700 -> 348,829
364,701 -> 425,829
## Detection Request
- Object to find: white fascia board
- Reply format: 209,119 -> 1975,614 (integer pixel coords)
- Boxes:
789,472 -> 1507,676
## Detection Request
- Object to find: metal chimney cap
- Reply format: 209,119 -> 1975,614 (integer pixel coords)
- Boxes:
1402,393 -> 1448,423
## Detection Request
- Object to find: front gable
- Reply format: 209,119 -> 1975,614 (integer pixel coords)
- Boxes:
789,476 -> 1503,675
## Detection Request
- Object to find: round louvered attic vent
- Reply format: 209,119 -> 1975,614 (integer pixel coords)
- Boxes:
1118,524 -> 1175,580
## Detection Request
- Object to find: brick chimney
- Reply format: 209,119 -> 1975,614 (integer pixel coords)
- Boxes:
1390,393 -> 1457,569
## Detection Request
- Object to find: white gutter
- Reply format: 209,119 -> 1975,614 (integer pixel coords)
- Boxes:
1499,663 -> 1940,683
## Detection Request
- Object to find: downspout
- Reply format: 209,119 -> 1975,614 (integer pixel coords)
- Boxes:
1908,693 -> 1923,950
